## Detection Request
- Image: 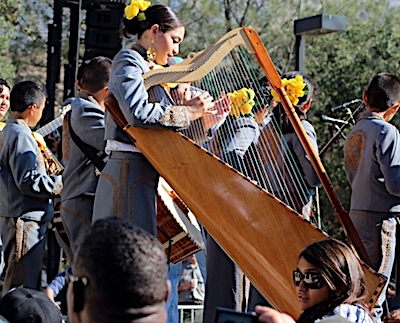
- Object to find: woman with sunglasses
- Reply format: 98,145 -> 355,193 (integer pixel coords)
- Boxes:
255,238 -> 374,323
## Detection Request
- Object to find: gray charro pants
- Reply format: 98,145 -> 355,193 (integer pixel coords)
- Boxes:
92,151 -> 159,236
60,194 -> 94,255
350,210 -> 397,321
0,211 -> 52,295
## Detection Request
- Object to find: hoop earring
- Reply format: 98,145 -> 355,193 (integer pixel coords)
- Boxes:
147,39 -> 156,62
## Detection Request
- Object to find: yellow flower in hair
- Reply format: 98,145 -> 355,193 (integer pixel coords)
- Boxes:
271,75 -> 307,106
125,0 -> 151,20
241,100 -> 254,115
228,87 -> 256,118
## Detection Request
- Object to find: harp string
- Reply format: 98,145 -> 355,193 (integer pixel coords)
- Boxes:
150,46 -> 317,221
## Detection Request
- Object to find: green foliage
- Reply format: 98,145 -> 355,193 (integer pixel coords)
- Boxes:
0,1 -> 18,83
303,0 -> 400,238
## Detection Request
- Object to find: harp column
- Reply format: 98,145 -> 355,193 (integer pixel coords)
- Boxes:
294,14 -> 347,73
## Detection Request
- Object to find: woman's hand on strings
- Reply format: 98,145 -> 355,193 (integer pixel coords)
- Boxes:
171,83 -> 192,105
186,91 -> 215,121
202,91 -> 231,130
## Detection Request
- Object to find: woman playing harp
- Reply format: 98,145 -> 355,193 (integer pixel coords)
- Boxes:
92,2 -> 216,234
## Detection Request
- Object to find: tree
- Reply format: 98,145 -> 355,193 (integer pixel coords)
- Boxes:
0,0 -> 18,83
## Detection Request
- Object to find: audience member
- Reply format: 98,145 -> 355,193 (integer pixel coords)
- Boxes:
179,254 -> 205,305
179,254 -> 205,323
67,218 -> 170,323
45,271 -> 67,315
0,287 -> 61,323
256,238 -> 373,323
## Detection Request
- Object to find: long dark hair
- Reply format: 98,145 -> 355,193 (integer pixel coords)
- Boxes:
273,71 -> 314,134
122,4 -> 183,39
296,239 -> 369,323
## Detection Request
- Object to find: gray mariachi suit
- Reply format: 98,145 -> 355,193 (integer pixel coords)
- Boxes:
344,111 -> 400,316
92,45 -> 190,236
0,117 -> 62,294
60,95 -> 105,254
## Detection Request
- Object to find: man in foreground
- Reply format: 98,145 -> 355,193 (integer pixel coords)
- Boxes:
66,218 -> 171,323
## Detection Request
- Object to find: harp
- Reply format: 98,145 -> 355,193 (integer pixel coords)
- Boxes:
105,27 -> 384,318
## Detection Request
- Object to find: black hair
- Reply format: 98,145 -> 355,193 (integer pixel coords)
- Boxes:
296,239 -> 369,323
79,56 -> 112,94
122,4 -> 183,39
10,81 -> 47,112
0,79 -> 11,94
76,60 -> 90,85
73,218 -> 168,317
273,71 -> 314,134
366,73 -> 400,112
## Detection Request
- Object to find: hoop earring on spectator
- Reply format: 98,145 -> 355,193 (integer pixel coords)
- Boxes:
147,39 -> 156,62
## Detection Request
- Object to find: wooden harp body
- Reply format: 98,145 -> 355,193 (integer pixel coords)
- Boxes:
105,27 -> 384,318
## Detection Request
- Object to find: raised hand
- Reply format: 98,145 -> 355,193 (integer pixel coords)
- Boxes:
186,91 -> 215,121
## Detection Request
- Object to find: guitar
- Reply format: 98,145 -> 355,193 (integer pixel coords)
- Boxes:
36,104 -> 72,137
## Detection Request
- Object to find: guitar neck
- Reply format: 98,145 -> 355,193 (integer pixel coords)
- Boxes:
36,116 -> 64,137
36,104 -> 72,137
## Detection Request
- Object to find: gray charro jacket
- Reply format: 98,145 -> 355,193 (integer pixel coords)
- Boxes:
344,111 -> 400,213
104,45 -> 190,145
0,118 -> 62,219
61,96 -> 105,201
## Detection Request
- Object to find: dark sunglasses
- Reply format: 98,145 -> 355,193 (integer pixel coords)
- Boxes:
65,266 -> 89,287
292,269 -> 325,289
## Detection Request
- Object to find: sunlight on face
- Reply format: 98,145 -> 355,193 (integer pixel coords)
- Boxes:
154,26 -> 185,66
0,86 -> 10,120
296,256 -> 331,311
29,97 -> 46,128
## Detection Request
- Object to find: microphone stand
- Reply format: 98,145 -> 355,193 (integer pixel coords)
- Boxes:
315,102 -> 364,229
345,107 -> 356,125
319,103 -> 364,157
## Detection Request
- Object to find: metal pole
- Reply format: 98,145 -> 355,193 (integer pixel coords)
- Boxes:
295,35 -> 305,73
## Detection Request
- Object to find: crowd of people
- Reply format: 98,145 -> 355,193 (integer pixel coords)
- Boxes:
0,1 -> 400,323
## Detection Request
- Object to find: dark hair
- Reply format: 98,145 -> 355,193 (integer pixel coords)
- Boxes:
79,56 -> 112,94
73,218 -> 168,319
273,71 -> 314,134
76,60 -> 90,85
366,73 -> 400,112
10,81 -> 47,112
297,239 -> 369,323
0,79 -> 10,94
122,4 -> 183,39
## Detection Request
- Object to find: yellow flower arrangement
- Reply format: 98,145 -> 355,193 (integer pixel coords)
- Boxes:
125,0 -> 151,20
271,75 -> 307,106
228,87 -> 256,118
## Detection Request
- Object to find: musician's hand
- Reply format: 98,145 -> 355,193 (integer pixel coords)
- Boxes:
255,306 -> 295,323
214,91 -> 231,114
202,91 -> 231,130
171,83 -> 192,105
186,92 -> 215,121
